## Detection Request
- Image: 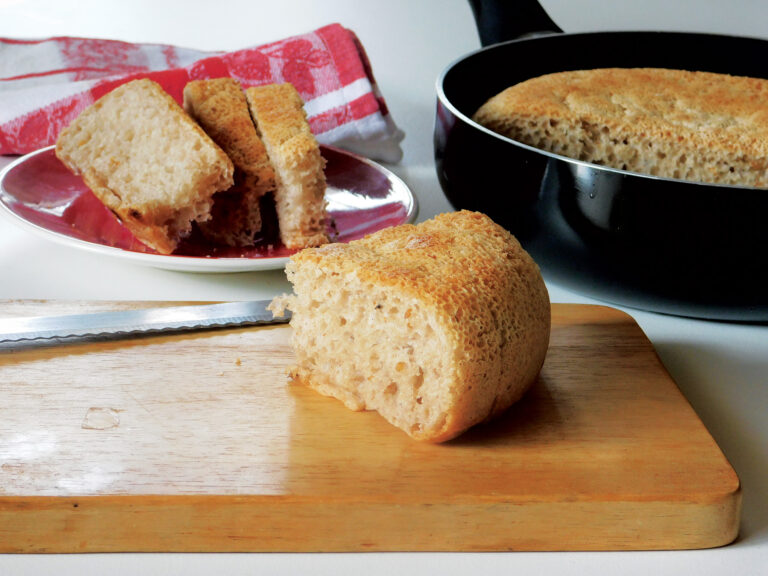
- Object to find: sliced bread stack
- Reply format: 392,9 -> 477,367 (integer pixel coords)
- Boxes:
56,78 -> 329,254
182,77 -> 276,247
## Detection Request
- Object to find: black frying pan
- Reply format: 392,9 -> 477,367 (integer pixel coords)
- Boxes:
435,0 -> 768,321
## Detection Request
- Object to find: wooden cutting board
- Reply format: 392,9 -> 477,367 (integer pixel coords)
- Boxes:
0,301 -> 740,552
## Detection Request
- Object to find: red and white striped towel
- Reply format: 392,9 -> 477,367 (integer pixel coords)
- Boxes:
0,23 -> 404,162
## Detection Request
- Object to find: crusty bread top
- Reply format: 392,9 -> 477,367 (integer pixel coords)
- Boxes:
245,83 -> 316,151
288,210 -> 551,366
473,68 -> 768,185
290,209 -> 542,300
55,78 -> 234,253
183,78 -> 275,196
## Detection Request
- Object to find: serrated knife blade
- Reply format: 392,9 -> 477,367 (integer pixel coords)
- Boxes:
0,300 -> 289,343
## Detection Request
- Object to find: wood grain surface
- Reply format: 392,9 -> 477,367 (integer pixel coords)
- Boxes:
0,301 -> 740,552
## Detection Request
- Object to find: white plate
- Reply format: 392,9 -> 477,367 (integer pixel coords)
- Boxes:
0,145 -> 417,273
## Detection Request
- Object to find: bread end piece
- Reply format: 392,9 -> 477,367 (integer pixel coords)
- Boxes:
183,78 -> 276,246
276,210 -> 551,442
55,78 -> 234,254
245,83 -> 328,249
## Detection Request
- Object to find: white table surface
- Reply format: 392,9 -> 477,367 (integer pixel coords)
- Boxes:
1,1 -> 767,574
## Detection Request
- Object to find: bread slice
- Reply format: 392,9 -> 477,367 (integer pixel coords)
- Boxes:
55,78 -> 234,254
245,83 -> 328,249
270,210 -> 551,442
473,68 -> 768,188
183,78 -> 276,246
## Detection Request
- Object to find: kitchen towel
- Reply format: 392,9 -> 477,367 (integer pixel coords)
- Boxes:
0,23 -> 404,162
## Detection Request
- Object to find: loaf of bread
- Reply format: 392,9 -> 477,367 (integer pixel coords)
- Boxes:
473,68 -> 768,188
245,83 -> 328,249
183,78 -> 276,246
55,79 -> 234,254
271,210 -> 551,442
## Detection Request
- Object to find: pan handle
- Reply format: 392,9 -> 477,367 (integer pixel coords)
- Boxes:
469,0 -> 563,46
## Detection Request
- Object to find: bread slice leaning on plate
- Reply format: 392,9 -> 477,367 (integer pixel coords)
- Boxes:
183,78 -> 276,246
246,83 -> 329,249
55,78 -> 234,254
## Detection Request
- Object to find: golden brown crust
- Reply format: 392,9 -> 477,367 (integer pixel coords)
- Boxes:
284,210 -> 551,442
183,78 -> 275,197
473,68 -> 768,187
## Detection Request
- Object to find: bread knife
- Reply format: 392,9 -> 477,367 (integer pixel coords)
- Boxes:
0,300 -> 289,343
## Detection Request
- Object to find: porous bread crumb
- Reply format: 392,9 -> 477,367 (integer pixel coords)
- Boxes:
473,68 -> 768,188
55,78 -> 234,254
275,210 -> 551,442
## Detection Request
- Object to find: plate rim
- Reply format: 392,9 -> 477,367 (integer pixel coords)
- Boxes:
0,145 -> 418,273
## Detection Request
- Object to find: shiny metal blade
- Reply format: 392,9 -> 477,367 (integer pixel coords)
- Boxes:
0,300 -> 289,343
